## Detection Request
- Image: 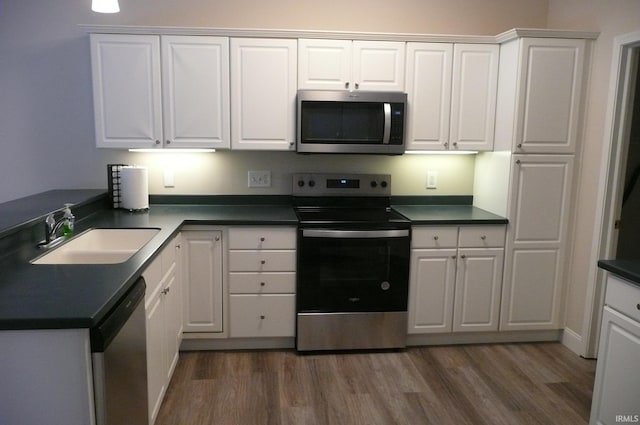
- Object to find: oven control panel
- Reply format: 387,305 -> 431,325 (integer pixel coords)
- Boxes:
292,173 -> 391,196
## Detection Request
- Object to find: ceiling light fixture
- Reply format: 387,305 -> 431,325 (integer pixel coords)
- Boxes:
92,0 -> 120,13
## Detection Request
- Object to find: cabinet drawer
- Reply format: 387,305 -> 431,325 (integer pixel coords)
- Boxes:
229,272 -> 296,294
229,294 -> 296,337
228,227 -> 296,250
606,275 -> 640,323
412,226 -> 458,248
458,225 -> 506,247
229,250 -> 296,272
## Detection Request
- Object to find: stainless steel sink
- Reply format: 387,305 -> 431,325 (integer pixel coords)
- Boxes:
31,228 -> 160,264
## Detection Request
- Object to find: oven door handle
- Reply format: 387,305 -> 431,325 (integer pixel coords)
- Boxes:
302,229 -> 409,238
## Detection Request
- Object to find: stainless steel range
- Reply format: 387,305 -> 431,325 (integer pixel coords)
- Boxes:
293,173 -> 411,351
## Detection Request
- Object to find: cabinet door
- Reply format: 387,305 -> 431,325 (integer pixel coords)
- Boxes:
230,38 -> 297,151
590,306 -> 640,425
453,248 -> 504,332
352,41 -> 405,91
509,155 -> 574,245
408,249 -> 457,333
501,155 -> 574,330
298,39 -> 352,90
182,231 -> 223,333
146,291 -> 166,423
163,266 -> 182,382
91,34 -> 162,148
450,44 -> 499,151
161,36 -> 230,149
516,38 -> 585,153
405,43 -> 453,151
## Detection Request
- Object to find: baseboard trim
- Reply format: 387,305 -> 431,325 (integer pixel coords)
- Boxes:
561,326 -> 587,357
406,330 -> 562,346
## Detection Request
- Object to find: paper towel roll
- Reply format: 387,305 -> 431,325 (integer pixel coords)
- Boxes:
120,166 -> 149,211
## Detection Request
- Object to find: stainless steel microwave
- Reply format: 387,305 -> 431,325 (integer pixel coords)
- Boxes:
297,90 -> 407,155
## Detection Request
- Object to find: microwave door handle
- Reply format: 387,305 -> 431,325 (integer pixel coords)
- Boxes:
382,103 -> 391,144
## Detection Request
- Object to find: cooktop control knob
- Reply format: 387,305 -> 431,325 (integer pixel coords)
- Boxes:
297,180 -> 305,187
370,180 -> 378,188
308,180 -> 316,188
380,180 -> 388,188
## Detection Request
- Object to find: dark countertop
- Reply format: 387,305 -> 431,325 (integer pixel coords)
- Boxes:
0,202 -> 297,331
0,191 -> 507,331
598,260 -> 640,289
392,204 -> 508,224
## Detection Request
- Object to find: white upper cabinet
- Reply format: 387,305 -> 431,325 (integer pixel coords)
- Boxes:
495,37 -> 586,153
230,38 -> 297,151
91,34 -> 162,149
161,36 -> 230,149
91,34 -> 231,149
405,42 -> 498,151
298,39 -> 405,91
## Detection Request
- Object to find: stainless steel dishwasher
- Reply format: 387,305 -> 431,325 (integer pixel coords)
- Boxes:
91,277 -> 148,425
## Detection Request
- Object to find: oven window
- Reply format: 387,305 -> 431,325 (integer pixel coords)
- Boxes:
300,101 -> 384,144
297,235 -> 409,312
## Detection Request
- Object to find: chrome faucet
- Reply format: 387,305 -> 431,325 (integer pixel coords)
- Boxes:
39,212 -> 72,248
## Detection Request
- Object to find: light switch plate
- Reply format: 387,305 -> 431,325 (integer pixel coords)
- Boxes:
248,170 -> 271,188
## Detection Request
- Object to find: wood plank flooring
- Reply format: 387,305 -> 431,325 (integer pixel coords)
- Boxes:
155,342 -> 596,425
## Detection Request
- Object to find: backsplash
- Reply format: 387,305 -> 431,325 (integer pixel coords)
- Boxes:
106,151 -> 475,196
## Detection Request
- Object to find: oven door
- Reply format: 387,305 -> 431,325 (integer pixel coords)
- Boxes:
297,228 -> 410,313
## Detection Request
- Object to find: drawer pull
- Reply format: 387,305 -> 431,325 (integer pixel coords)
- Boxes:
260,282 -> 266,287
637,303 -> 640,311
261,259 -> 266,265
260,315 -> 265,320
260,237 -> 265,242
433,236 -> 439,241
481,235 -> 487,240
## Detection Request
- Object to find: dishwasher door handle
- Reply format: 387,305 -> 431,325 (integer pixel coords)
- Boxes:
302,229 -> 409,239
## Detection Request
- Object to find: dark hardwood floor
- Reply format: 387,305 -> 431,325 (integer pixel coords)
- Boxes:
156,342 -> 596,425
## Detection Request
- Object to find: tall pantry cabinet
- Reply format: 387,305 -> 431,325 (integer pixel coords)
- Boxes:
474,33 -> 588,331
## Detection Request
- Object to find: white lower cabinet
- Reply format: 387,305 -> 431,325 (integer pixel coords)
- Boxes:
143,234 -> 183,425
181,229 -> 224,333
408,225 -> 505,334
228,226 -> 297,338
590,275 -> 640,425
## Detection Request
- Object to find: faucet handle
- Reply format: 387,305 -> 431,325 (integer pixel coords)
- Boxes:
45,213 -> 56,231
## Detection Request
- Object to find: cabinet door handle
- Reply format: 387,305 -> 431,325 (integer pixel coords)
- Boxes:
215,236 -> 220,241
166,140 -> 171,145
517,143 -> 523,148
155,140 -> 161,145
451,255 -> 456,259
460,255 -> 466,259
345,82 -> 350,89
452,142 -> 458,147
355,83 -> 359,90
636,303 -> 640,311
516,159 -> 521,165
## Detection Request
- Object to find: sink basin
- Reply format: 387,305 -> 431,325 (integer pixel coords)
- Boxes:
32,228 -> 160,264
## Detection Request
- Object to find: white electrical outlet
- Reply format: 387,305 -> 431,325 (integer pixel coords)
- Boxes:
164,169 -> 175,188
248,170 -> 272,188
426,170 -> 438,189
